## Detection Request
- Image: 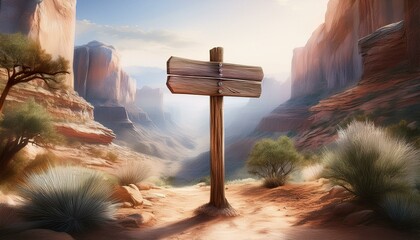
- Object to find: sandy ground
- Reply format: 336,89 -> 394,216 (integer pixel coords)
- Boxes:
1,144 -> 418,240
76,180 -> 419,240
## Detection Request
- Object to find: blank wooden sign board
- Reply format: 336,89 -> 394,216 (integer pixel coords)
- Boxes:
167,47 -> 264,216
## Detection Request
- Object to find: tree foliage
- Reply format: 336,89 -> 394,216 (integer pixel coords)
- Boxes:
247,136 -> 302,188
0,100 -> 58,175
0,33 -> 69,111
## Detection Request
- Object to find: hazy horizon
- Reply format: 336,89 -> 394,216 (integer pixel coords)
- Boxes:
75,0 -> 329,135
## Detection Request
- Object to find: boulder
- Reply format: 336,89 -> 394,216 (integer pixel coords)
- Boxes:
122,185 -> 144,206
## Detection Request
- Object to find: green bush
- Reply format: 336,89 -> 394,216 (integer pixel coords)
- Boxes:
116,160 -> 151,186
322,121 -> 419,203
247,136 -> 302,188
381,192 -> 420,229
0,100 -> 60,176
18,166 -> 116,233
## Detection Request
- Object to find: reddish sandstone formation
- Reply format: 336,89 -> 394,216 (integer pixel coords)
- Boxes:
295,3 -> 420,149
1,77 -> 115,144
291,0 -> 403,99
0,0 -> 76,88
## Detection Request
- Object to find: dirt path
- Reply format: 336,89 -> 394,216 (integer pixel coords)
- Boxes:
114,181 -> 419,240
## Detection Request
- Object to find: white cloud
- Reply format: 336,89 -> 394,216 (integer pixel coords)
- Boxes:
75,19 -> 194,49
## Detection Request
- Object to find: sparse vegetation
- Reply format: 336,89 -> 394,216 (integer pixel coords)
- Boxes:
322,121 -> 419,204
116,160 -> 151,186
105,151 -> 119,162
386,120 -> 420,149
247,136 -> 302,188
18,166 -> 116,233
0,33 -> 69,112
0,100 -> 59,176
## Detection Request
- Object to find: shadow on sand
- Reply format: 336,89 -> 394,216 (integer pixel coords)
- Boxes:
126,214 -> 217,240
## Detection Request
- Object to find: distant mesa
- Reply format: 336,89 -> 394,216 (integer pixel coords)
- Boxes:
74,41 -> 136,106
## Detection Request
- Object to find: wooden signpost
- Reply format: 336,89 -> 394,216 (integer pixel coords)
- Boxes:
167,47 -> 264,216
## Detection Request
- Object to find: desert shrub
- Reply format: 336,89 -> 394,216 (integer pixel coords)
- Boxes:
105,151 -> 118,162
247,136 -> 302,188
116,160 -> 151,186
18,166 -> 116,233
198,175 -> 211,185
322,121 -> 419,203
88,148 -> 105,158
381,192 -> 420,229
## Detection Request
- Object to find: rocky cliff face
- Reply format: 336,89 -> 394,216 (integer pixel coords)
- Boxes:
0,0 -> 76,88
291,0 -> 404,99
293,1 -> 420,150
73,41 -> 136,105
0,73 -> 115,144
259,0 -> 407,135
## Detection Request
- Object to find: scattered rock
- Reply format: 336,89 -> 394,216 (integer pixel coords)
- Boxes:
343,210 -> 375,226
144,192 -> 166,200
321,186 -> 350,200
112,186 -> 132,203
122,185 -> 144,206
122,202 -> 133,208
112,185 -> 143,206
140,212 -> 156,225
136,182 -> 152,190
333,202 -> 358,216
14,229 -> 75,240
142,199 -> 153,207
118,216 -> 140,228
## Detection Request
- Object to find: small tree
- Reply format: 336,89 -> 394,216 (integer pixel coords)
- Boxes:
247,136 -> 302,188
0,100 -> 58,176
0,33 -> 69,112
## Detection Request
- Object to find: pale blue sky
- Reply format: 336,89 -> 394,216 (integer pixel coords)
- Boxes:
75,0 -> 329,80
75,0 -> 329,126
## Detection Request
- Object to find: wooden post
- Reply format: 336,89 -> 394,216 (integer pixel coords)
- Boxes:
196,47 -> 237,216
166,47 -> 263,217
209,47 -> 227,208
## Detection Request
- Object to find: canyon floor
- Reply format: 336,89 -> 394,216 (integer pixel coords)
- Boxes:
1,144 -> 419,240
79,180 -> 418,240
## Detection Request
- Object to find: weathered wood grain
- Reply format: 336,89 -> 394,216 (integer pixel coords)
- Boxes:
208,47 -> 231,210
166,76 -> 261,98
167,56 -> 264,81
